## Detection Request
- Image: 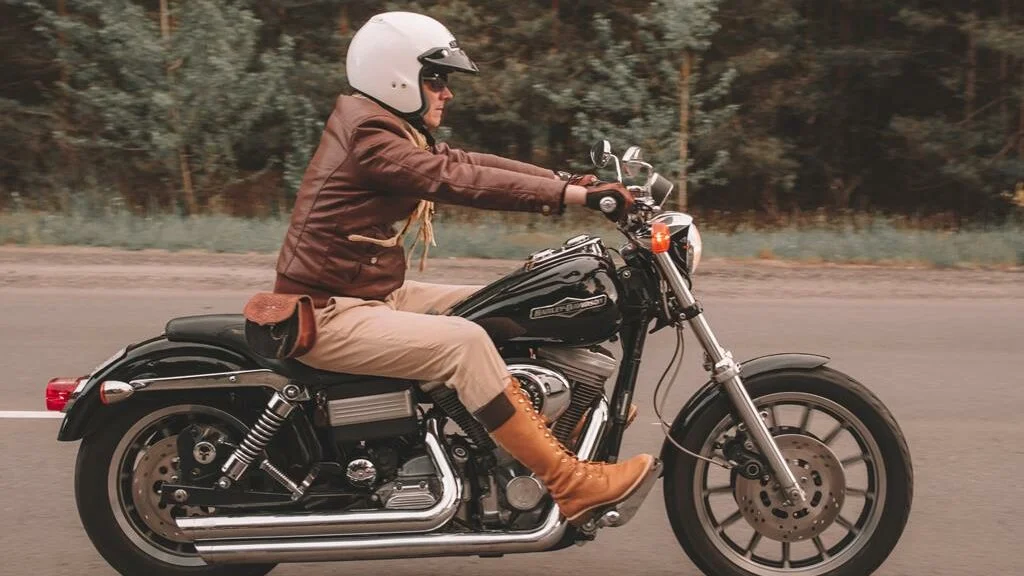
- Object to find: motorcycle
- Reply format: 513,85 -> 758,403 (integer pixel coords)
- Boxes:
46,140 -> 912,576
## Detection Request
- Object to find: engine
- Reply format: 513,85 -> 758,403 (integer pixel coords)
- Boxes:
480,345 -> 618,525
315,345 -> 618,523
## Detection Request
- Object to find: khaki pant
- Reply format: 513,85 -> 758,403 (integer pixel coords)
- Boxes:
297,281 -> 510,412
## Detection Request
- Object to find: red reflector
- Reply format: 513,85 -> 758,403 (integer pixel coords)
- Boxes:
46,377 -> 83,412
651,222 -> 671,254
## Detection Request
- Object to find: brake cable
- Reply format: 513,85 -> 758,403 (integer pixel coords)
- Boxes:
652,326 -> 733,470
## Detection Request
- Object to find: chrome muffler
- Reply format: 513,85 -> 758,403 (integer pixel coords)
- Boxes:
177,419 -> 461,540
194,401 -> 610,564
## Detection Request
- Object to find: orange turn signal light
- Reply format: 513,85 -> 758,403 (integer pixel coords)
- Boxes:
651,222 -> 671,254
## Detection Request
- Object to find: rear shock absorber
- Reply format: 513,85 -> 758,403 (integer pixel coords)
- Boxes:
220,390 -> 298,483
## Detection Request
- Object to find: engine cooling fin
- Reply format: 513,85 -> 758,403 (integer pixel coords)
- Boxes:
551,379 -> 603,445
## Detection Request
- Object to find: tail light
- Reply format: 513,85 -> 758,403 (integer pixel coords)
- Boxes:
46,377 -> 85,412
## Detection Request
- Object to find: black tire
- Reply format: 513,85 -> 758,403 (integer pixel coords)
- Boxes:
663,367 -> 913,576
75,399 -> 276,576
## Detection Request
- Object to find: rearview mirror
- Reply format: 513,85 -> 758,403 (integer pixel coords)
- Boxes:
622,146 -> 643,177
622,146 -> 642,163
590,140 -> 612,168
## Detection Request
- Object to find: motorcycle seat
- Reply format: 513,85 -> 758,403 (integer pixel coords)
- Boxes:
164,314 -> 373,387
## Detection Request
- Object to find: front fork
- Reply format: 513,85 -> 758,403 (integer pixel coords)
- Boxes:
654,252 -> 807,506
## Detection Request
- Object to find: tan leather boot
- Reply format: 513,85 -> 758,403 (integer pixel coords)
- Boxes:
487,381 -> 659,525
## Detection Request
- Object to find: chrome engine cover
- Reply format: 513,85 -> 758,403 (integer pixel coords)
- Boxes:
375,455 -> 440,510
326,390 -> 414,427
506,364 -> 572,422
505,475 -> 547,511
536,346 -> 617,387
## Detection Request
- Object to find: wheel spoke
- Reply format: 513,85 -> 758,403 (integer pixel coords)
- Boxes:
841,453 -> 869,467
845,486 -> 874,500
821,422 -> 844,445
769,405 -> 780,430
814,536 -> 830,559
717,509 -> 744,531
782,541 -> 791,568
745,532 -> 763,557
703,484 -> 733,497
798,405 -> 812,434
836,514 -> 861,535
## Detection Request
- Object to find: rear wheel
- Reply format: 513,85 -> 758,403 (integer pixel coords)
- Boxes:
664,367 -> 913,576
75,400 -> 276,576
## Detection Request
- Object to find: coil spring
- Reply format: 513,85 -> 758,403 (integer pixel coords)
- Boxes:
430,386 -> 495,451
233,393 -> 294,468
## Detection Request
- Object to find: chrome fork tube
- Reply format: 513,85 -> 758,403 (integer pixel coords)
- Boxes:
653,252 -> 806,504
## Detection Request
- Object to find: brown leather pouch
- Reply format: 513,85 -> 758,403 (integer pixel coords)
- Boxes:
243,293 -> 317,359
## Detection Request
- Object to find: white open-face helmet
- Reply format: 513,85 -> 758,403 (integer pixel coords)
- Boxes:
346,12 -> 479,116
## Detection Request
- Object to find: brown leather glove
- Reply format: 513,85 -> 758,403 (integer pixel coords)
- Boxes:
556,171 -> 598,187
584,181 -> 634,221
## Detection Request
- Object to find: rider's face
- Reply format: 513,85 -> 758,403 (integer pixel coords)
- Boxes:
421,72 -> 453,130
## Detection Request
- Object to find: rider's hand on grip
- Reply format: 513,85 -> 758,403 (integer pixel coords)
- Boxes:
556,171 -> 598,187
584,181 -> 634,222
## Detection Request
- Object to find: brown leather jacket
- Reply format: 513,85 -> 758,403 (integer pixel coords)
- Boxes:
274,94 -> 567,302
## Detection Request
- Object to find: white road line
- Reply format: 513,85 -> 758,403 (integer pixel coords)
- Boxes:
0,411 -> 64,419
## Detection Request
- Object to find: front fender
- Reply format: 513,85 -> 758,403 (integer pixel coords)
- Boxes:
57,336 -> 257,441
658,353 -> 829,463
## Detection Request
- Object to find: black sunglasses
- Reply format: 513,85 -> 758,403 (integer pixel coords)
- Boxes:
422,71 -> 450,93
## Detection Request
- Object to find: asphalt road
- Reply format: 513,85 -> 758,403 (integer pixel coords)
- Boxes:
1,261 -> 1022,576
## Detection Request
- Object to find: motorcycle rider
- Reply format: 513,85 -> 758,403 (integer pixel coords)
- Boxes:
274,11 -> 657,525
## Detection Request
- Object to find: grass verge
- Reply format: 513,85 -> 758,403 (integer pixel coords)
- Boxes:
1,209 -> 1022,268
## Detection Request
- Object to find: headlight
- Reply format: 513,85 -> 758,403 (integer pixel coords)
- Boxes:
686,224 -> 702,274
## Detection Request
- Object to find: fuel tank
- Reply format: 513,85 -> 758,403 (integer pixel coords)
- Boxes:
449,236 -> 622,347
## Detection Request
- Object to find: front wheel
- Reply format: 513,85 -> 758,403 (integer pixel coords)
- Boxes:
663,367 -> 913,576
75,400 -> 276,576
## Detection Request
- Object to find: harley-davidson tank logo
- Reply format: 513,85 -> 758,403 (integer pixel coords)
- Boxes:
529,295 -> 609,320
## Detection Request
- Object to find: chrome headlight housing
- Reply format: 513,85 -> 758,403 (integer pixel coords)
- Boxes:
685,223 -> 702,274
635,212 -> 702,275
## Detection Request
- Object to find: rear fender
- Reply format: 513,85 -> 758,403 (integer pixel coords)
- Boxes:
658,353 -> 830,463
57,336 -> 258,441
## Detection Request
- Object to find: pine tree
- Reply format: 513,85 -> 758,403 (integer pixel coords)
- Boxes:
543,2 -> 736,210
890,4 -> 1024,217
21,0 -> 319,214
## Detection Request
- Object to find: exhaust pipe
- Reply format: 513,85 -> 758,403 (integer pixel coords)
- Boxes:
177,419 -> 461,540
194,401 -> 610,564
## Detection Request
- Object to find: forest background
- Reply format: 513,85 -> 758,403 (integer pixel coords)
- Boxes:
2,0 -> 1023,266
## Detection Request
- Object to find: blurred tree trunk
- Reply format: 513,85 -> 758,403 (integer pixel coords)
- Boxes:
160,0 -> 197,215
552,0 -> 559,51
677,50 -> 692,211
56,0 -> 72,212
1000,0 -> 1009,128
965,26 -> 976,124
